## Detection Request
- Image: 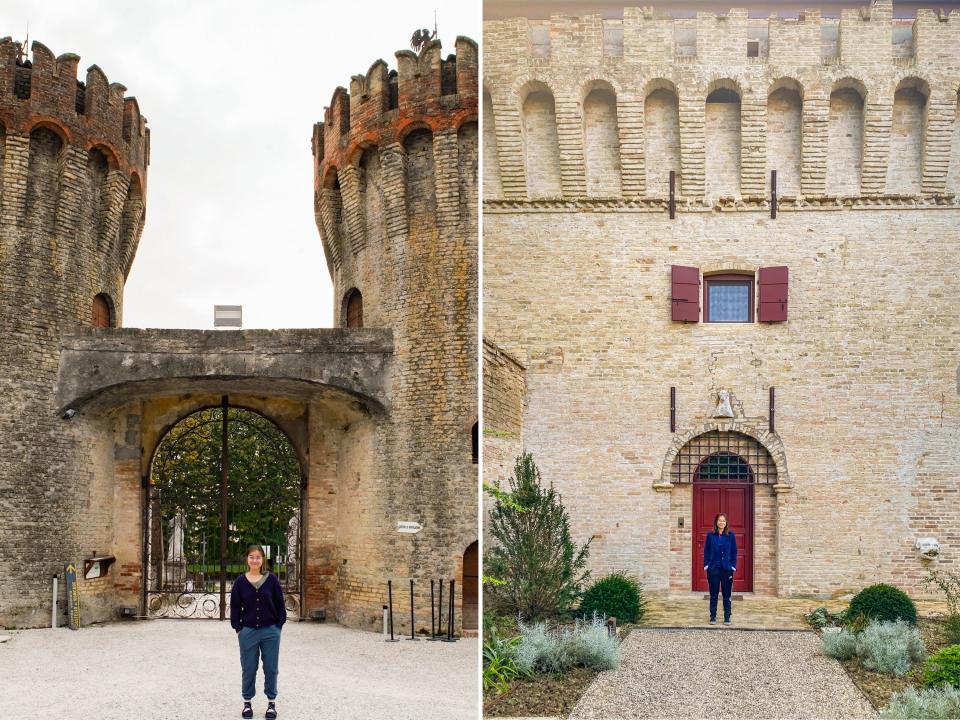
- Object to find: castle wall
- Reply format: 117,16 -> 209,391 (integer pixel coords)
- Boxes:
314,37 -> 478,631
484,1 -> 960,599
0,39 -> 148,627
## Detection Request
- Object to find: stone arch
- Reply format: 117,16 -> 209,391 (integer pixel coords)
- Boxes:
88,142 -> 120,170
26,117 -> 71,146
827,81 -> 865,195
581,79 -> 621,197
92,292 -> 114,328
887,77 -> 928,195
644,80 -> 680,197
483,86 -> 503,199
947,88 -> 960,194
659,422 -> 790,488
518,80 -> 562,198
705,80 -> 742,198
403,126 -> 436,222
767,81 -> 803,196
342,287 -> 363,328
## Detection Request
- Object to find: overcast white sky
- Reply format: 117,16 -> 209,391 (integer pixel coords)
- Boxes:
2,0 -> 479,329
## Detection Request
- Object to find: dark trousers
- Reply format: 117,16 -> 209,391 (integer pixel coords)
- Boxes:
707,567 -> 733,621
238,625 -> 281,700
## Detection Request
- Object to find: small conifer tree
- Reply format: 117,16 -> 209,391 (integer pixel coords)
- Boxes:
484,452 -> 590,621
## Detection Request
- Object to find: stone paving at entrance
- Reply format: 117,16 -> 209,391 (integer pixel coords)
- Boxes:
570,629 -> 876,719
642,593 -> 949,630
3,619 -> 478,719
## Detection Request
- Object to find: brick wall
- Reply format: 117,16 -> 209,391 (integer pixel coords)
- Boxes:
483,2 -> 960,597
0,39 -> 147,627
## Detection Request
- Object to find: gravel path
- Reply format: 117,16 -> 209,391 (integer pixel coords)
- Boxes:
570,629 -> 875,720
2,620 -> 477,719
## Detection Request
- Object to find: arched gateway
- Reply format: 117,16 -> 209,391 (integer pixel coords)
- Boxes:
670,430 -> 780,594
145,402 -> 303,619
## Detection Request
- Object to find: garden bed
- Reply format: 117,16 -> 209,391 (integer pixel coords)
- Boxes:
837,617 -> 950,710
483,666 -> 597,718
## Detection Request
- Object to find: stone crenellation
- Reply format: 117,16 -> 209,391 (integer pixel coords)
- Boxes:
0,39 -> 148,626
483,0 -> 960,206
313,38 -> 479,630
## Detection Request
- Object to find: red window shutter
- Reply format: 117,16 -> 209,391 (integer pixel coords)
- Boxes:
758,266 -> 788,322
671,265 -> 700,323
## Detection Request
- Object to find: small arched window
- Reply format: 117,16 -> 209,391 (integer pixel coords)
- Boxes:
471,422 -> 479,465
92,294 -> 112,328
344,289 -> 363,328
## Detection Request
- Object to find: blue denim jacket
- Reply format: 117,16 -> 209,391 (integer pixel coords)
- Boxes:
703,530 -> 737,572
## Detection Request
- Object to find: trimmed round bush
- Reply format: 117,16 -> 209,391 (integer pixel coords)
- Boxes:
848,583 -> 917,624
924,645 -> 960,688
579,573 -> 646,624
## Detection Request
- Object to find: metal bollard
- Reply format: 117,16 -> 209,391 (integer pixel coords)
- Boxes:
382,605 -> 388,637
429,579 -> 441,641
442,578 -> 457,642
386,580 -> 399,642
407,578 -> 418,641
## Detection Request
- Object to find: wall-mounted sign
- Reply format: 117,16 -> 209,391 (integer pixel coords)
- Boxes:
396,521 -> 423,534
84,561 -> 101,580
64,563 -> 80,630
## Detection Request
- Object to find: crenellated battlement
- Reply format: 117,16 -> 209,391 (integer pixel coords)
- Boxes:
484,1 -> 960,70
313,35 -> 478,284
483,1 -> 960,205
0,38 -> 149,177
314,35 -> 477,181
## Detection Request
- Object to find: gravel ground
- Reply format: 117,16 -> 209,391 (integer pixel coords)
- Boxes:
1,620 -> 478,719
570,629 -> 876,720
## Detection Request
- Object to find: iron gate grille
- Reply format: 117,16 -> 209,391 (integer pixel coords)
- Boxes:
142,399 -> 303,619
671,431 -> 777,484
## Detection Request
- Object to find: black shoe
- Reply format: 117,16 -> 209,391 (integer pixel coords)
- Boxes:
265,701 -> 277,719
242,702 -> 253,719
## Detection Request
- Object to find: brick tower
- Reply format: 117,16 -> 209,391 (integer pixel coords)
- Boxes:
0,38 -> 148,626
313,35 -> 479,629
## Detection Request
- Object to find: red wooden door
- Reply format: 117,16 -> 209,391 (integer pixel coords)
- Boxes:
692,483 -> 753,592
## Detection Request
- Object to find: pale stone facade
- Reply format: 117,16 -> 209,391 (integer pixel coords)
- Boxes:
483,1 -> 960,599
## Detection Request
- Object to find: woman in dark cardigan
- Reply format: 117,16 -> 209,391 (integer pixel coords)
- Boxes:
231,543 -> 286,719
703,513 -> 737,626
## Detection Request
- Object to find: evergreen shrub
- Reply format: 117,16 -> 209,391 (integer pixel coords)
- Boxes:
579,573 -> 647,624
923,645 -> 960,689
848,584 -> 917,624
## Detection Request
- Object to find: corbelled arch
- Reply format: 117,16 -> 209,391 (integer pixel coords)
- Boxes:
658,422 -> 790,488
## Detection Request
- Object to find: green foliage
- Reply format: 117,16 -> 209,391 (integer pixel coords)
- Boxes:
946,615 -> 960,647
848,584 -> 917,624
821,628 -> 858,660
880,686 -> 960,719
855,620 -> 926,675
151,408 -> 300,570
484,453 -> 590,621
806,606 -> 848,629
483,482 -> 526,513
579,573 -> 647,624
515,614 -> 619,674
483,630 -> 532,694
923,645 -> 960,689
923,571 -> 960,617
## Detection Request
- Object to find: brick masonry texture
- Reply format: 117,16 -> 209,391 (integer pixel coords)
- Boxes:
483,1 -> 960,599
314,37 -> 478,631
0,33 -> 477,634
0,38 -> 148,627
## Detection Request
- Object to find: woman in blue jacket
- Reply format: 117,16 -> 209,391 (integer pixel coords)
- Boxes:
703,513 -> 737,625
230,544 -> 286,719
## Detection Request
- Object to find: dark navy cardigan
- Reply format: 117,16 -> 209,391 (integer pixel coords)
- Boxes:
230,572 -> 287,632
703,530 -> 738,572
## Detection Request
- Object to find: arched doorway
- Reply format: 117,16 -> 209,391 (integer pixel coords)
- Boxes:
143,398 -> 303,619
462,541 -> 478,631
692,452 -> 754,592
